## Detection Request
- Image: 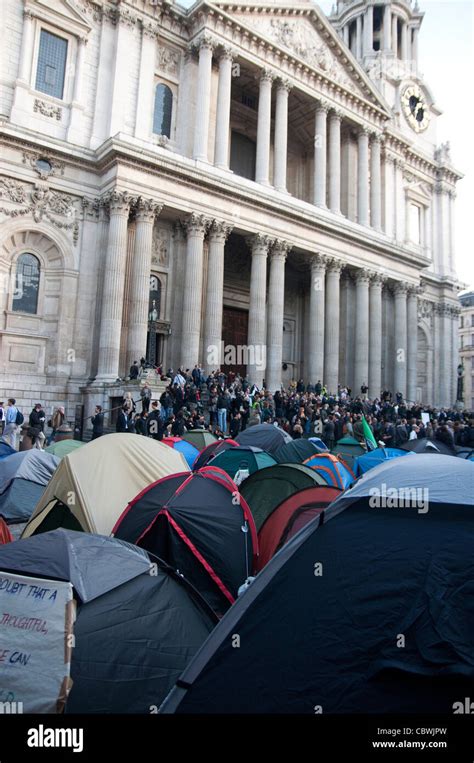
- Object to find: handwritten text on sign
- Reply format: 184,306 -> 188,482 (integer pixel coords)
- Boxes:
0,572 -> 73,713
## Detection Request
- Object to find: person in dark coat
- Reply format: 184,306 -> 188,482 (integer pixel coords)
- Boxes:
129,361 -> 139,380
116,406 -> 130,433
322,416 -> 336,450
91,405 -> 104,439
229,412 -> 241,439
29,403 -> 46,432
171,411 -> 186,437
134,412 -> 147,436
147,402 -> 164,440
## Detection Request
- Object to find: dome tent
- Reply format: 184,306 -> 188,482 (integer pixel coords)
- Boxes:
192,439 -> 239,471
330,436 -> 366,470
240,463 -> 327,532
162,436 -> 199,468
208,445 -> 276,480
182,430 -> 217,450
273,438 -> 323,465
113,466 -> 258,617
0,530 -> 216,713
235,423 -> 292,455
302,452 -> 355,489
160,456 -> 474,714
22,434 -> 189,537
354,446 -> 416,476
0,450 -> 59,524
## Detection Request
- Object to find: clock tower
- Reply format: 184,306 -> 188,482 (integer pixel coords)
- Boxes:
329,1 -> 441,150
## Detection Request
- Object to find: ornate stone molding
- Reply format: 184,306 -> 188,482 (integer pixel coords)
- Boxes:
259,67 -> 276,84
276,77 -> 292,93
157,46 -> 180,77
208,219 -> 233,242
315,99 -> 330,115
271,239 -> 291,259
246,233 -> 273,254
393,281 -> 409,296
418,299 -> 434,321
81,196 -> 101,220
370,272 -> 386,287
310,252 -> 327,272
218,45 -> 235,63
0,180 -> 79,245
33,99 -> 62,121
326,257 -> 344,274
21,150 -> 65,178
141,19 -> 159,39
329,108 -> 343,122
0,178 -> 26,204
354,268 -> 371,284
116,5 -> 137,28
194,32 -> 216,53
135,198 -> 162,223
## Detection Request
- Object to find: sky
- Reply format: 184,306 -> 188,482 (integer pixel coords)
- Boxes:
179,0 -> 473,288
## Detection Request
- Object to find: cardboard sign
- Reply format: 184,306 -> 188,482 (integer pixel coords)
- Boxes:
421,412 -> 430,426
0,572 -> 74,713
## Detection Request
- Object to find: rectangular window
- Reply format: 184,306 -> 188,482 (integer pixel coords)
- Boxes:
471,314 -> 474,327
35,30 -> 68,99
409,203 -> 421,245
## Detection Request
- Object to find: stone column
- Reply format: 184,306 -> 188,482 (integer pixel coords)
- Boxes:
439,304 -> 452,408
369,273 -> 384,399
266,241 -> 290,391
354,269 -> 370,393
393,282 -> 408,398
452,307 -> 460,405
308,254 -> 326,384
96,191 -> 133,381
273,79 -> 291,192
357,128 -> 370,226
364,4 -> 373,55
392,15 -> 398,56
383,4 -> 391,51
356,14 -> 363,59
401,23 -> 408,60
193,36 -> 214,161
18,10 -> 35,82
328,111 -> 342,214
324,259 -> 343,394
255,69 -> 274,186
126,199 -> 162,371
214,47 -> 233,169
395,158 -> 405,242
406,286 -> 420,404
67,37 -> 88,143
180,214 -> 210,368
412,27 -> 419,69
247,234 -> 272,388
313,102 -> 328,208
383,153 -> 395,238
202,220 -> 232,372
370,134 -> 382,230
135,20 -> 158,139
448,190 -> 456,275
170,223 -> 187,371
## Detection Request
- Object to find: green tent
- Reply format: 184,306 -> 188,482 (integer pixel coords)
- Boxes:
45,439 -> 85,459
182,430 -> 217,450
240,463 -> 326,532
331,436 -> 366,471
209,446 -> 276,481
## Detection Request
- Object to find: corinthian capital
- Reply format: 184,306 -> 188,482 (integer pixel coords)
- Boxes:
196,32 -> 215,53
310,252 -> 327,273
246,233 -> 273,255
184,212 -> 211,236
393,281 -> 409,296
355,268 -> 371,285
326,257 -> 344,274
103,190 -> 133,214
271,239 -> 291,260
208,219 -> 233,242
370,271 -> 386,288
259,68 -> 276,84
135,197 -> 162,222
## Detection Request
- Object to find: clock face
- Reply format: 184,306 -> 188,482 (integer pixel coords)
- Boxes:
401,84 -> 430,133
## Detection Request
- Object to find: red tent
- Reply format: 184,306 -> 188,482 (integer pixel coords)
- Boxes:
257,485 -> 341,571
0,517 -> 13,545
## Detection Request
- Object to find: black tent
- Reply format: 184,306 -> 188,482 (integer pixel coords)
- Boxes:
0,529 -> 217,713
400,437 -> 456,456
235,423 -> 291,455
273,438 -> 322,465
160,456 -> 474,714
113,466 -> 258,617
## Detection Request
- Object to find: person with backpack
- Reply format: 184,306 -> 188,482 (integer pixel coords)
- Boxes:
4,398 -> 23,450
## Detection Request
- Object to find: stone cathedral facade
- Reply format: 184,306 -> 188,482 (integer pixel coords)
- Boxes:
0,0 -> 463,423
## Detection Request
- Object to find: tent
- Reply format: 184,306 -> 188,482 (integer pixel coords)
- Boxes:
113,466 -> 258,617
307,437 -> 329,452
331,436 -> 366,470
0,442 -> 16,460
257,485 -> 342,571
354,446 -> 416,476
0,529 -> 217,713
455,446 -> 474,460
400,438 -> 457,456
302,452 -> 355,489
0,450 -> 59,524
162,436 -> 199,468
240,463 -> 327,532
45,439 -> 85,459
0,517 -> 13,544
182,430 -> 217,450
192,439 -> 239,471
208,445 -> 276,481
273,439 -> 323,465
235,423 -> 292,455
160,456 -> 474,714
21,434 -> 189,538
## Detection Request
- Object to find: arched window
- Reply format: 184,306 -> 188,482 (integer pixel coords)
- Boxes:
149,275 -> 162,319
153,84 -> 173,138
12,253 -> 40,314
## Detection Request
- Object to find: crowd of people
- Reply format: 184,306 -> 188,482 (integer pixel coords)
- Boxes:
1,363 -> 473,451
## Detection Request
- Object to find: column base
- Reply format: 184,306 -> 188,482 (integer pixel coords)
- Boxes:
255,178 -> 271,187
315,202 -> 328,210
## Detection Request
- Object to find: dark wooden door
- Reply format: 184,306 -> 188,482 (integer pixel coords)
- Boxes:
222,307 -> 249,378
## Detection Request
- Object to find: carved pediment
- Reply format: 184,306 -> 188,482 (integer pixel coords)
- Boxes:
28,0 -> 91,35
215,4 -> 386,107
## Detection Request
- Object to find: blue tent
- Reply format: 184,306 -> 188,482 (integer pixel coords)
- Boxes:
0,442 -> 15,460
307,437 -> 329,452
0,450 -> 59,523
354,446 -> 416,476
161,455 -> 474,714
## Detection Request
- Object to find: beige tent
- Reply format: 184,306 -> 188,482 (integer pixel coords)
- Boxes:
22,434 -> 189,537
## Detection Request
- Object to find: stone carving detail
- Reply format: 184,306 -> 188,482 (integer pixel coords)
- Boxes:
246,233 -> 274,253
0,178 -> 26,204
157,46 -> 180,77
434,142 -> 451,164
33,99 -> 62,121
418,299 -> 434,322
248,18 -> 354,89
0,181 -> 79,244
208,220 -> 233,242
152,227 -> 170,267
22,150 -> 65,178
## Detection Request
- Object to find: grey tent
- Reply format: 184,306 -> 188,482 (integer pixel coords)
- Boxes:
235,423 -> 292,455
400,438 -> 456,456
161,455 -> 474,714
0,529 -> 217,713
0,450 -> 59,523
